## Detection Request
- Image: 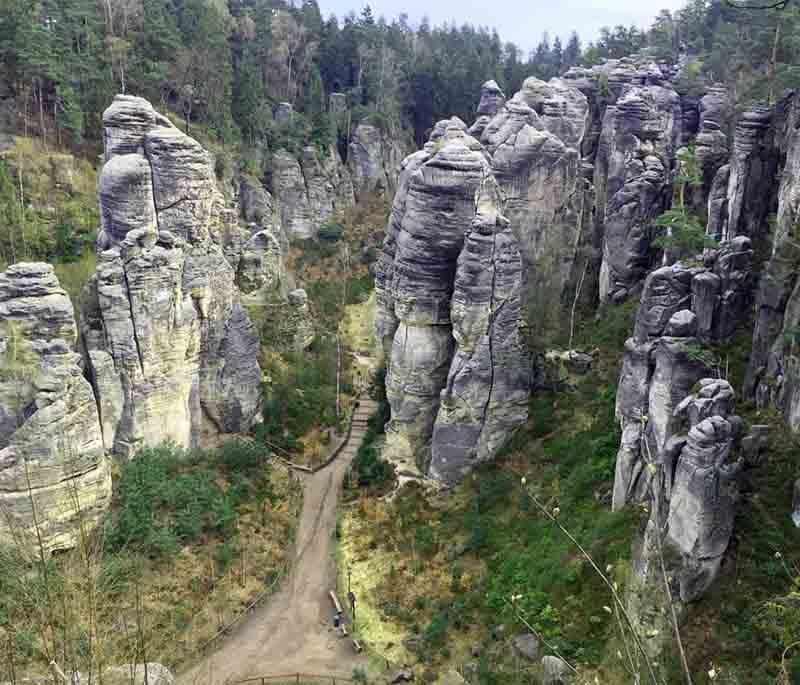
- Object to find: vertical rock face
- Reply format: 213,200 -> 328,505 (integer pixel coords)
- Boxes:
482,77 -> 593,324
627,377 -> 746,649
613,250 -> 751,511
692,237 -> 753,342
377,124 -> 530,482
81,95 -> 262,458
348,123 -> 407,199
693,86 -> 731,213
383,133 -> 488,478
271,145 -> 355,240
706,164 -> 731,240
595,85 -> 682,302
237,229 -> 285,299
666,380 -> 743,601
272,149 -> 313,240
723,106 -> 778,243
429,176 -> 531,484
746,94 -> 800,428
373,147 -> 430,352
0,263 -> 111,553
611,266 -> 751,649
563,55 -> 671,162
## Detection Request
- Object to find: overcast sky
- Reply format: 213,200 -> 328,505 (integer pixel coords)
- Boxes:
316,0 -> 687,51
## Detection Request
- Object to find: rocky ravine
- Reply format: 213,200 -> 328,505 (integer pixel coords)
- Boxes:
376,53 -> 800,645
0,91 -> 408,552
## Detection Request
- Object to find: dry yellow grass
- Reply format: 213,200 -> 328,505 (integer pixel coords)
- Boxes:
0,463 -> 303,677
138,463 -> 303,666
338,489 -> 487,673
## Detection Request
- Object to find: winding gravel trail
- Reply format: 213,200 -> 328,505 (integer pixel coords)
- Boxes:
181,400 -> 378,685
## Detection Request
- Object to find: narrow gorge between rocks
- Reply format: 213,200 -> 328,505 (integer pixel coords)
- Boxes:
4,1 -> 800,683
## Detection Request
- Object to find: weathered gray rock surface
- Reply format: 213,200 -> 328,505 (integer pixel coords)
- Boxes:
722,106 -> 778,243
692,85 -> 731,212
0,263 -> 111,552
596,85 -> 682,302
378,125 -> 530,482
81,95 -> 262,458
429,175 -> 531,484
468,80 -> 506,139
666,379 -> 743,601
348,123 -> 407,199
271,145 -> 354,240
482,78 -> 593,321
613,250 -> 752,511
746,94 -> 800,429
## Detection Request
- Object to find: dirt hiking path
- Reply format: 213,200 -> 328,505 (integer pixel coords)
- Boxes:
180,400 -> 379,685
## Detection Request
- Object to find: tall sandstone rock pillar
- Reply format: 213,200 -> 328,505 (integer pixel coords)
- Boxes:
81,95 -> 262,458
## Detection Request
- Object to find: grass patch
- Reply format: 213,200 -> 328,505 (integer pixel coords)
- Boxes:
0,440 -> 301,675
341,352 -> 641,674
345,368 -> 395,496
673,406 -> 800,683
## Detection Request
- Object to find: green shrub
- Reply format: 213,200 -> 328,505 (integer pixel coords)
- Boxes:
107,442 -> 263,560
213,541 -> 238,571
352,399 -> 395,492
318,221 -> 344,242
257,337 -> 341,451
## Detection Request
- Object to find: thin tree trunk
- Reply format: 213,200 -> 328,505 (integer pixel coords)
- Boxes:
18,165 -> 26,260
568,259 -> 589,353
37,81 -> 46,149
769,22 -> 781,106
22,86 -> 29,138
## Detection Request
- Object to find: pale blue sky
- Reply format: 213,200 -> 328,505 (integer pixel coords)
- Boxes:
317,0 -> 686,51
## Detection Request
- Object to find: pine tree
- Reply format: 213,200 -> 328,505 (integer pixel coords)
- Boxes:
563,31 -> 582,70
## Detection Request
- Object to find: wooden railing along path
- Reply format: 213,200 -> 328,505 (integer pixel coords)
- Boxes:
231,674 -> 353,685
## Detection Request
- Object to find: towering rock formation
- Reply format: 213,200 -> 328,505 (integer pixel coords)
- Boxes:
81,95 -> 262,458
0,263 -> 111,552
613,243 -> 751,511
692,85 -> 731,214
377,123 -> 530,481
708,106 -> 778,244
595,85 -> 682,302
609,257 -> 759,654
626,377 -> 746,648
665,379 -> 744,601
482,77 -> 592,318
746,93 -> 800,429
468,80 -> 506,139
429,175 -> 530,484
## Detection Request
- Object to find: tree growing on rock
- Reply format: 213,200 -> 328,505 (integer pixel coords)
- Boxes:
654,146 -> 717,261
